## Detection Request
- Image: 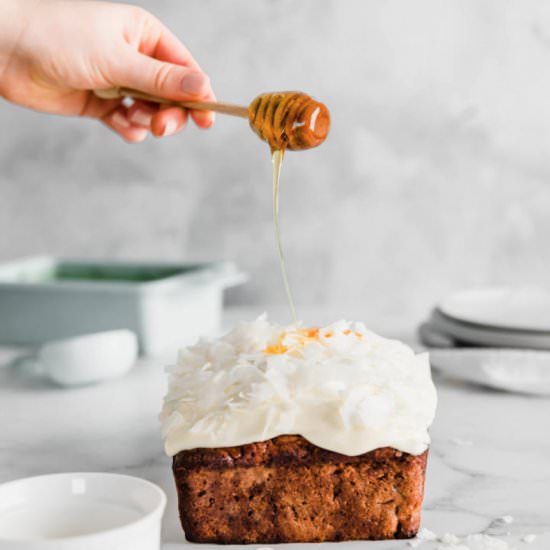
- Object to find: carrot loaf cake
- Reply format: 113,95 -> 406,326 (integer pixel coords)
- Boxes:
161,318 -> 437,543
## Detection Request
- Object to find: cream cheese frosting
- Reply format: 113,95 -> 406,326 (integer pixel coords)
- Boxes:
161,317 -> 437,457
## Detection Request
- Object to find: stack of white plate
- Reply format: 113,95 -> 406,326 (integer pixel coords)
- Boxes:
420,287 -> 550,395
422,286 -> 550,350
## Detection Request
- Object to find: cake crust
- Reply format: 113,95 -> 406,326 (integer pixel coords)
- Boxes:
173,435 -> 428,544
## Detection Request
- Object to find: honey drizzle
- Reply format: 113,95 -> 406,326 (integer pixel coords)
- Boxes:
272,148 -> 297,323
251,92 -> 329,324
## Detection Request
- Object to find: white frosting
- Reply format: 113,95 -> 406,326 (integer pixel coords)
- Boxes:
161,317 -> 437,457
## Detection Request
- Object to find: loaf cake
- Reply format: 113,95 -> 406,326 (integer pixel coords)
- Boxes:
161,318 -> 437,544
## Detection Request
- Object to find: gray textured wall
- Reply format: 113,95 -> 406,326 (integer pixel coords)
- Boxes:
2,0 -> 550,325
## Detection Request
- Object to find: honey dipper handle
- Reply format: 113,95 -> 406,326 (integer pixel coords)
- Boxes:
94,87 -> 249,119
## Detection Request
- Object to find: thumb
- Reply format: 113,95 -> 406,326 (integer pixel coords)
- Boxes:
117,50 -> 212,100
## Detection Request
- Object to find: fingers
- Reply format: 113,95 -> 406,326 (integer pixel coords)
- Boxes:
80,90 -> 150,143
151,105 -> 188,137
139,19 -> 216,129
190,88 -> 216,129
116,36 -> 216,131
105,99 -> 210,139
119,50 -> 213,103
95,8 -> 217,141
104,100 -> 189,140
129,9 -> 203,71
114,10 -> 216,133
125,96 -> 213,135
102,105 -> 148,143
127,101 -> 189,138
79,92 -> 120,120
149,25 -> 202,72
126,101 -> 156,128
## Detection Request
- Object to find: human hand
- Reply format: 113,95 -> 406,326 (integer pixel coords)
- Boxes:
0,0 -> 215,142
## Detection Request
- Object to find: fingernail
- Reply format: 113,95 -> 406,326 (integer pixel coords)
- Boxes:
163,120 -> 179,136
129,109 -> 153,127
112,111 -> 130,129
180,72 -> 208,95
134,129 -> 148,143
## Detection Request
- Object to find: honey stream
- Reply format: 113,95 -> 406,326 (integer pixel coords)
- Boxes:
249,92 -> 329,324
272,148 -> 297,323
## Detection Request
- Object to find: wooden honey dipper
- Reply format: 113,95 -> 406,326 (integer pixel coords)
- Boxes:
94,88 -> 330,151
248,92 -> 330,151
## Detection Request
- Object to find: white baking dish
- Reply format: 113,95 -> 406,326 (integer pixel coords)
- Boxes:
0,257 -> 246,356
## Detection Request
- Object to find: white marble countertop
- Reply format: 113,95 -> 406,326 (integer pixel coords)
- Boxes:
1,307 -> 549,550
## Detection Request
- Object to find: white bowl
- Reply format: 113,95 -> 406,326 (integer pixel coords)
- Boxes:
0,473 -> 166,549
40,330 -> 138,387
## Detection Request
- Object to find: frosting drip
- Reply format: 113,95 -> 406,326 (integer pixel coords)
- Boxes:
161,317 -> 437,457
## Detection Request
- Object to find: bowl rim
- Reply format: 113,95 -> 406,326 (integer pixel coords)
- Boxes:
0,472 -> 167,543
40,329 -> 138,354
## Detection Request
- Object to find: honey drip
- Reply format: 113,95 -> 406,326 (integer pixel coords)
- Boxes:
272,148 -> 297,323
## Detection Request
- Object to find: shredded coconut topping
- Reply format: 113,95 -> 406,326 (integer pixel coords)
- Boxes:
161,316 -> 437,456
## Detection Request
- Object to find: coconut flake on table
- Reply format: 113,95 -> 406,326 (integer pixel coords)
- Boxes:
409,529 -> 514,550
499,516 -> 514,524
417,528 -> 438,541
441,533 -> 462,545
465,533 -> 511,549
